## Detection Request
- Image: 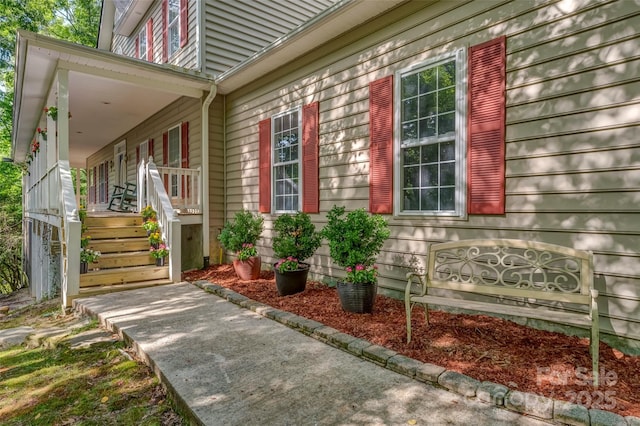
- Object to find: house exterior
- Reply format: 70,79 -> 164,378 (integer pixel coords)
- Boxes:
11,0 -> 640,354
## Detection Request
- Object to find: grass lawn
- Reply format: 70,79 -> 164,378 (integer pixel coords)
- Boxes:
0,297 -> 183,425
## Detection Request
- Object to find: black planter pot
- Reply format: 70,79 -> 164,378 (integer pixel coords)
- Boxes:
336,281 -> 377,313
80,261 -> 88,274
274,262 -> 309,296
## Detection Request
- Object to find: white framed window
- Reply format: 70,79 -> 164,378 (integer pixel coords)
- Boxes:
98,162 -> 107,204
272,108 -> 302,213
138,140 -> 149,164
168,124 -> 181,197
167,0 -> 180,57
138,27 -> 147,60
395,49 -> 467,217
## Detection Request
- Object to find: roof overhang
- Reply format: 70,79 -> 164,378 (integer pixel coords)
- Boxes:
215,0 -> 408,94
12,30 -> 214,167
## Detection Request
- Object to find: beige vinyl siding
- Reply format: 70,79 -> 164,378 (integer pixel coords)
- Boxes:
87,97 -> 202,201
203,0 -> 336,76
111,1 -> 198,69
222,0 -> 640,349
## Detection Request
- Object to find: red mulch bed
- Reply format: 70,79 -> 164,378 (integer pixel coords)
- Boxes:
184,264 -> 640,417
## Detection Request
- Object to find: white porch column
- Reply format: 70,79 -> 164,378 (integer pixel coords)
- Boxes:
57,69 -> 70,163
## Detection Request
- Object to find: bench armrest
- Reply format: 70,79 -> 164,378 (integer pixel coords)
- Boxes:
405,271 -> 427,300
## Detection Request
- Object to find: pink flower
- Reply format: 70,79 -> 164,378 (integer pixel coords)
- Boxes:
345,266 -> 352,273
373,265 -> 378,270
356,264 -> 364,271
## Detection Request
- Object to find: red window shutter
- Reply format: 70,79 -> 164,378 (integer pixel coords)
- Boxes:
258,119 -> 271,213
180,0 -> 188,48
149,138 -> 154,161
181,121 -> 189,197
181,122 -> 189,168
135,37 -> 139,58
369,75 -> 394,214
162,131 -> 169,190
467,36 -> 506,215
136,146 -> 140,164
302,102 -> 319,213
146,18 -> 154,62
161,0 -> 168,62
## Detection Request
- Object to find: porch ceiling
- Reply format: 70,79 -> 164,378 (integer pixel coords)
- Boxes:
12,30 -> 215,168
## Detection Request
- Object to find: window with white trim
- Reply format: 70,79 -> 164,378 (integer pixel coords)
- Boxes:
272,108 -> 301,212
138,27 -> 147,60
167,0 -> 180,57
396,50 -> 466,216
98,162 -> 107,204
168,124 -> 181,197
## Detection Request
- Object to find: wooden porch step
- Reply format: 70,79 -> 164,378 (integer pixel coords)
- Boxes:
94,251 -> 154,269
88,238 -> 150,253
80,265 -> 169,288
75,279 -> 174,298
85,214 -> 142,228
87,226 -> 146,240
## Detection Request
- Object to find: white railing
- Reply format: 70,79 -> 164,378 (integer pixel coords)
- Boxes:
146,157 -> 181,282
156,165 -> 201,213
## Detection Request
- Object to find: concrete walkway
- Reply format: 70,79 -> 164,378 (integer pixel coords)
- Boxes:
73,282 -> 552,426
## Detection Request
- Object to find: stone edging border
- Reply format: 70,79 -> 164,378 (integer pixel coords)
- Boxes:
191,280 -> 640,426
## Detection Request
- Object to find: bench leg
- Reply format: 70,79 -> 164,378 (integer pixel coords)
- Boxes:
591,323 -> 599,387
405,301 -> 412,343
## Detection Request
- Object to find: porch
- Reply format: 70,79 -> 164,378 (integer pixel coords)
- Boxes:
12,31 -> 216,307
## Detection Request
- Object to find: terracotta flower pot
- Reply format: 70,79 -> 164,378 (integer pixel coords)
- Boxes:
336,281 -> 377,313
233,256 -> 261,280
274,262 -> 309,296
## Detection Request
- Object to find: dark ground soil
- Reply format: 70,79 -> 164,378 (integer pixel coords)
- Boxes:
184,264 -> 640,418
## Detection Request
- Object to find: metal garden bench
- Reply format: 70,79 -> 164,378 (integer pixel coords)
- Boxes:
404,239 -> 600,385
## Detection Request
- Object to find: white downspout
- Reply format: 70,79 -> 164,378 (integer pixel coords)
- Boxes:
201,84 -> 217,267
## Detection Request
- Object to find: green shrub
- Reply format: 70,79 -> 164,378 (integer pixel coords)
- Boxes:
272,212 -> 321,262
218,210 -> 264,253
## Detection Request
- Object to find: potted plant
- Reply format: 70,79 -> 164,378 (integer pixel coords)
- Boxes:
321,206 -> 390,313
218,210 -> 264,280
142,218 -> 159,235
148,231 -> 162,248
80,247 -> 101,274
272,212 -> 321,296
150,242 -> 169,266
141,205 -> 156,222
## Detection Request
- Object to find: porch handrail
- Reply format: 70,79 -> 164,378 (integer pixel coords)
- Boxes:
146,156 -> 181,282
156,165 -> 201,213
58,160 -> 81,307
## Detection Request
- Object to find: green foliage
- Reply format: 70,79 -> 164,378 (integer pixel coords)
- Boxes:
218,210 -> 264,253
0,212 -> 26,293
321,206 -> 390,270
272,212 -> 321,262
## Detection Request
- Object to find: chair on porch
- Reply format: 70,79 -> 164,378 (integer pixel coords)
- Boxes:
107,182 -> 137,212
